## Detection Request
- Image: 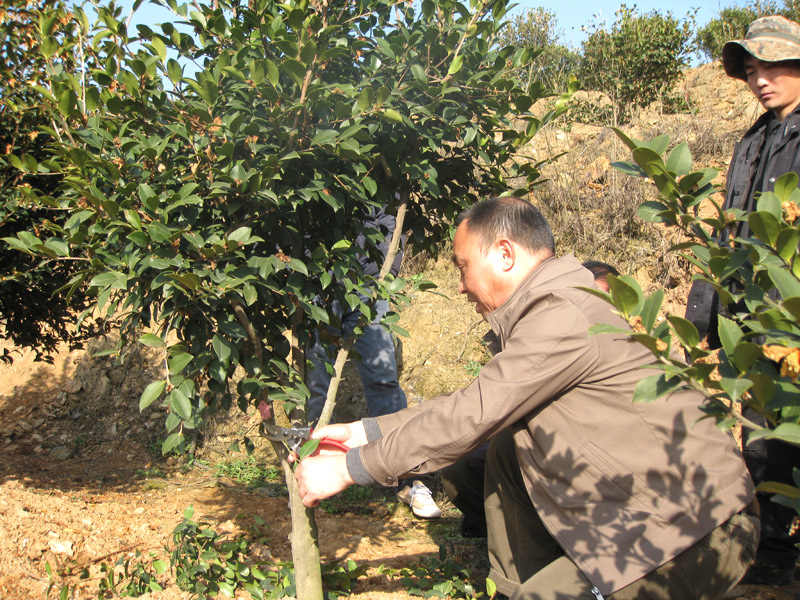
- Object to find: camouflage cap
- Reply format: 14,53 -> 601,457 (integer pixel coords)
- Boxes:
722,15 -> 800,80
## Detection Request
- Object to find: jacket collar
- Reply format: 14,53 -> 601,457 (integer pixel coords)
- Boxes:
748,102 -> 800,137
485,254 -> 587,345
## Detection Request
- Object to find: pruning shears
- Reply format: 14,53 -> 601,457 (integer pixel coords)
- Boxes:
260,423 -> 349,456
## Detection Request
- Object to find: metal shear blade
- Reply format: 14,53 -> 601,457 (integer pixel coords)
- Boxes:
261,423 -> 348,454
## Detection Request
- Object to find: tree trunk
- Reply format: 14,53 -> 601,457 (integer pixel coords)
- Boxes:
234,300 -> 323,599
283,459 -> 323,600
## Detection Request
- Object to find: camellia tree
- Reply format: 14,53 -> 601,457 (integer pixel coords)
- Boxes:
593,130 -> 800,515
3,0 -> 571,595
0,0 -> 97,363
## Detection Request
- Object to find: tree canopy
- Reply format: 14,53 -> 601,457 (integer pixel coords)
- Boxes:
2,0 -> 566,450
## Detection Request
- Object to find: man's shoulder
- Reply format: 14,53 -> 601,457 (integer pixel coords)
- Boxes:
512,257 -> 617,323
741,110 -> 774,140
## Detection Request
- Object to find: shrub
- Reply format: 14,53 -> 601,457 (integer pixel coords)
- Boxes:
609,130 -> 800,511
496,7 -> 580,93
578,5 -> 695,124
695,4 -> 774,62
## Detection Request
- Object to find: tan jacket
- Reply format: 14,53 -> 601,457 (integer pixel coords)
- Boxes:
351,254 -> 754,595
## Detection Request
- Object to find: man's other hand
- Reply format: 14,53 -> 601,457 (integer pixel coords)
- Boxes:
295,451 -> 354,507
312,421 -> 368,448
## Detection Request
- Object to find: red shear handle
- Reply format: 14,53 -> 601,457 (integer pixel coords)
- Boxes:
317,438 -> 349,452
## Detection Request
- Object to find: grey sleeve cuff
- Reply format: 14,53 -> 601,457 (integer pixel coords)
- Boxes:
363,417 -> 383,442
346,448 -> 376,486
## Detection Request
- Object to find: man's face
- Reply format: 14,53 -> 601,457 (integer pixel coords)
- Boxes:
452,222 -> 507,318
744,55 -> 800,120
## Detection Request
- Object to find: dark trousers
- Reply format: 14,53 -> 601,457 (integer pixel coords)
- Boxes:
443,428 -> 759,599
743,409 -> 800,570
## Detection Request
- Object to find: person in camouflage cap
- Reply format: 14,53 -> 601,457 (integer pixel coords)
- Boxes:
723,15 -> 800,81
720,15 -> 800,122
686,13 -> 800,587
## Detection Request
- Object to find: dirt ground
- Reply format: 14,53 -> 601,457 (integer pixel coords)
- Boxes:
2,63 -> 800,599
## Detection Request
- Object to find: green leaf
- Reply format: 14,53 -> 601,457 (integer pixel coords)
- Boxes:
756,191 -> 783,220
286,257 -> 309,275
716,315 -> 742,359
732,342 -> 762,372
90,271 -> 128,290
765,422 -> 800,445
311,129 -> 339,146
718,376 -> 752,403
612,160 -> 646,178
189,10 -> 207,27
776,228 -> 800,261
58,88 -> 76,117
633,373 -> 682,403
375,37 -> 395,59
448,55 -> 464,75
44,238 -> 70,257
139,333 -> 165,348
167,58 -> 183,84
768,263 -> 800,298
297,438 -> 320,460
772,172 -> 800,203
641,134 -> 670,156
213,334 -> 232,362
168,352 -> 193,375
380,109 -> 403,124
169,387 -> 192,420
149,36 -> 167,61
331,239 -> 351,250
228,226 -> 252,243
265,59 -> 279,85
748,211 -> 780,246
123,209 -> 142,230
756,481 -> 800,498
665,143 -> 691,176
139,380 -> 166,411
162,432 -> 184,454
357,87 -> 375,112
667,315 -> 699,348
640,289 -> 664,332
588,323 -> 629,336
606,275 -> 643,318
282,59 -> 306,87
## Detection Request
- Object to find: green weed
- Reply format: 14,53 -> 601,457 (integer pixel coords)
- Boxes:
320,485 -> 378,515
381,545 -> 484,598
215,457 -> 281,488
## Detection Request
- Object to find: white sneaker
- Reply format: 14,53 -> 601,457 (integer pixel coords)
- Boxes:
396,480 -> 442,518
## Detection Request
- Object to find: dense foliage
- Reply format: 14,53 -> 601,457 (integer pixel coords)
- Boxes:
0,0 -> 96,362
607,131 -> 800,511
3,0 -> 563,453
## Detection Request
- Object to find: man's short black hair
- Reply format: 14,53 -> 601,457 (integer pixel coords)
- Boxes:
456,197 -> 555,256
582,260 -> 619,281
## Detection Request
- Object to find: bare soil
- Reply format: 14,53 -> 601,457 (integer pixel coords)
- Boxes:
1,63 -> 799,600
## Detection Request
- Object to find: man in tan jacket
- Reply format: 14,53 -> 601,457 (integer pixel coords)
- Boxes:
295,197 -> 758,599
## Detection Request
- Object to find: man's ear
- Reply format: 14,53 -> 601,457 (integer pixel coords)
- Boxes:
496,238 -> 515,271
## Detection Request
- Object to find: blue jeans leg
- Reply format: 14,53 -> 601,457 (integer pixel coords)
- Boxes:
306,299 -> 406,424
